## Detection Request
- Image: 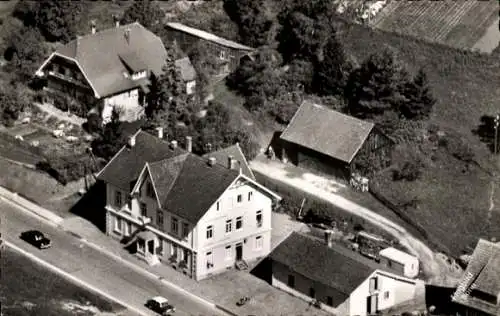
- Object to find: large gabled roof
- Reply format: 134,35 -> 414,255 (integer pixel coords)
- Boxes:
452,239 -> 500,315
39,22 -> 167,98
280,101 -> 375,163
270,232 -> 397,306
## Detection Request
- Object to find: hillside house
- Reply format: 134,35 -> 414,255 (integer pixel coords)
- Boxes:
452,239 -> 500,316
268,232 -> 422,315
35,22 -> 196,123
279,101 -> 393,179
164,22 -> 254,76
96,129 -> 281,281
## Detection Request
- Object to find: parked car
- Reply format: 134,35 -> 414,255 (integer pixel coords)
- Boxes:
20,230 -> 52,249
145,296 -> 175,315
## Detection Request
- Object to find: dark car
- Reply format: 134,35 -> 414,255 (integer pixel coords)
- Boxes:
145,296 -> 176,315
20,230 -> 52,249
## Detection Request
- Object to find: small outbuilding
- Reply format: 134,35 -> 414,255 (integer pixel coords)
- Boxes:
279,100 -> 393,180
379,247 -> 420,278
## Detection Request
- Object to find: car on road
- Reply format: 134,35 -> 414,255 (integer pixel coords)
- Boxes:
145,296 -> 176,315
20,230 -> 52,249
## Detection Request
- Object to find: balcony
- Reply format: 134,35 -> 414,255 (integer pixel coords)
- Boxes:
47,71 -> 89,89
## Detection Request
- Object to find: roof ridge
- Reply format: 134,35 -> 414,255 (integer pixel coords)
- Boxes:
306,100 -> 375,128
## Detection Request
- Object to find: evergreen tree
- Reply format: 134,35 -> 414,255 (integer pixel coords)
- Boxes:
91,109 -> 126,160
121,0 -> 163,29
314,34 -> 352,96
345,49 -> 410,118
400,69 -> 436,120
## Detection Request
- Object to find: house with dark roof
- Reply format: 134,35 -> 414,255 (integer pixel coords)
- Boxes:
268,232 -> 422,315
451,239 -> 500,315
278,101 -> 393,179
97,128 -> 281,280
35,22 -> 197,124
164,22 -> 254,76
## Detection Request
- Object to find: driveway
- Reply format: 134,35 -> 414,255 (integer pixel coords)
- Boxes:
250,156 -> 463,287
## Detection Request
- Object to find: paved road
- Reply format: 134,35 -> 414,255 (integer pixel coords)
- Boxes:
1,199 -> 225,316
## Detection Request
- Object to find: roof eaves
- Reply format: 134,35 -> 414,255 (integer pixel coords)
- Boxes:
235,142 -> 256,179
96,145 -> 127,180
239,173 -> 282,201
52,52 -> 101,98
145,163 -> 163,209
345,122 -> 375,164
279,100 -> 305,141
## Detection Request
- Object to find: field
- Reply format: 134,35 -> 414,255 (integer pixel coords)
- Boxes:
370,0 -> 499,52
0,247 -> 125,316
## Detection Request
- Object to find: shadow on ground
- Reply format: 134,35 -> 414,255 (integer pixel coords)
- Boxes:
250,257 -> 272,284
472,115 -> 499,153
69,181 -> 106,232
425,285 -> 460,314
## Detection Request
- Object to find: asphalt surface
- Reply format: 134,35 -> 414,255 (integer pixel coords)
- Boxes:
1,198 -> 226,316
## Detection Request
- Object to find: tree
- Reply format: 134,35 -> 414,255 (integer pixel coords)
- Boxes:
277,11 -> 330,63
400,69 -> 436,120
4,26 -> 47,82
313,34 -> 352,96
345,49 -> 410,118
0,89 -> 23,127
32,1 -> 86,42
282,59 -> 314,92
223,0 -> 275,47
91,109 -> 126,160
121,0 -> 164,30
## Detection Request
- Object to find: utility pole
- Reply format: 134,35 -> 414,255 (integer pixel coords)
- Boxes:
494,114 -> 500,155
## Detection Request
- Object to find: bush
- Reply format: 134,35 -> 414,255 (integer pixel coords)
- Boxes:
36,154 -> 99,185
392,160 -> 422,181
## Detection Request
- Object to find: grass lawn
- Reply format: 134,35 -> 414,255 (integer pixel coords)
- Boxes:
0,159 -> 84,217
0,247 -> 125,316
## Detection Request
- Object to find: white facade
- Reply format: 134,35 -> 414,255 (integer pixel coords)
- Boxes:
103,170 -> 277,280
345,270 -> 420,316
379,247 -> 420,278
102,88 -> 142,123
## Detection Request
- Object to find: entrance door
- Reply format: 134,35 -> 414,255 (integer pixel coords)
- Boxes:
236,243 -> 243,261
147,240 -> 155,254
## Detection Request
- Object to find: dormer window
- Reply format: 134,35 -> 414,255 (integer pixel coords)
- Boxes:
131,70 -> 147,80
119,51 -> 148,81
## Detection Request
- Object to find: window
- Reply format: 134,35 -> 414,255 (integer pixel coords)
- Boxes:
256,210 -> 263,227
182,249 -> 189,263
114,191 -> 122,207
327,296 -> 333,307
157,210 -> 164,226
384,291 -> 389,300
146,182 -> 155,198
225,220 -> 232,233
369,277 -> 378,292
254,236 -> 263,250
236,217 -> 243,230
237,194 -> 242,203
171,218 -> 179,234
206,225 -> 213,239
157,239 -> 164,255
206,251 -> 214,269
140,202 -> 147,217
219,50 -> 227,60
182,223 -> 189,239
309,287 -> 315,298
216,201 -> 220,211
287,275 -> 295,288
225,245 -> 232,260
248,191 -> 253,201
114,217 -> 121,232
137,238 -> 145,253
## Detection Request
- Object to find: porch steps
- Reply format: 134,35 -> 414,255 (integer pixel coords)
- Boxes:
235,260 -> 249,270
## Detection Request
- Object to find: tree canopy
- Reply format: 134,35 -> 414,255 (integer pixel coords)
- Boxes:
400,69 -> 436,120
121,0 -> 164,30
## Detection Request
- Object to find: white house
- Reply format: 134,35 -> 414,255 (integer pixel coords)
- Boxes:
379,247 -> 420,278
97,129 -> 281,280
268,232 -> 422,315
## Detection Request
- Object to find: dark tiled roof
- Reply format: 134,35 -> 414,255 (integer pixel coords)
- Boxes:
53,22 -> 167,97
452,239 -> 500,315
97,131 -> 185,190
280,100 -> 375,163
174,57 -> 196,82
149,154 -> 239,223
166,22 -> 254,51
119,51 -> 148,72
203,143 -> 255,180
270,232 -> 395,304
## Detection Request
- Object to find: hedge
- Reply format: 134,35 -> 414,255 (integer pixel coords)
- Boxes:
36,153 -> 104,185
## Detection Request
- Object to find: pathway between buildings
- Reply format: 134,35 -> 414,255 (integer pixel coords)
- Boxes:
250,156 -> 462,287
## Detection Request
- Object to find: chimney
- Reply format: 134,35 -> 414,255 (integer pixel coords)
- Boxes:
185,136 -> 192,153
113,15 -> 120,28
170,140 -> 178,150
124,28 -> 130,44
155,127 -> 163,139
207,157 -> 216,167
324,230 -> 333,247
127,135 -> 136,148
227,155 -> 237,169
90,20 -> 97,34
